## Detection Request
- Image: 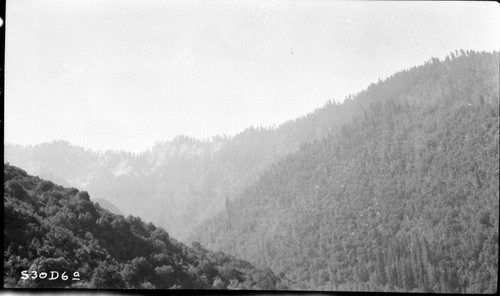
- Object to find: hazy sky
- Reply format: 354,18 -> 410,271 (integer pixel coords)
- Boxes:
5,0 -> 499,152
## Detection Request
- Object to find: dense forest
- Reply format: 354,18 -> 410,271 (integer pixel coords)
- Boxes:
190,51 -> 499,292
3,164 -> 285,289
4,50 -> 499,292
3,121 -> 341,240
4,78 -> 362,240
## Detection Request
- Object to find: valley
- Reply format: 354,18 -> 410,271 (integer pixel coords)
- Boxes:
4,50 -> 499,292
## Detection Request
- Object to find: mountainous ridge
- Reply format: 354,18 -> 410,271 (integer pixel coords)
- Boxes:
3,164 -> 285,289
3,50 -> 499,292
92,197 -> 124,216
3,83 -> 363,239
189,50 -> 499,292
5,51 -> 499,244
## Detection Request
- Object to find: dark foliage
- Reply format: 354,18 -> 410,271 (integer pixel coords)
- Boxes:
3,164 -> 283,289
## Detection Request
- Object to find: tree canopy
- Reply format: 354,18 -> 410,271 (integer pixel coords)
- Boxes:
4,164 -> 285,289
190,50 -> 499,293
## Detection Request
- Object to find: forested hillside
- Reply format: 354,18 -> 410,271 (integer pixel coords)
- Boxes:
3,164 -> 285,289
5,66 -> 365,240
4,50 -> 498,292
190,51 -> 499,293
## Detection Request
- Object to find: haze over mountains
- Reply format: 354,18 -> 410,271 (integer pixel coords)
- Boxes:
4,164 -> 284,289
4,50 -> 499,292
5,71 -> 361,240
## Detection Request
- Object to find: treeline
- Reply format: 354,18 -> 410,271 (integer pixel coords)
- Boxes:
3,164 -> 284,289
4,89 -> 363,242
5,51 -> 498,244
191,50 -> 499,293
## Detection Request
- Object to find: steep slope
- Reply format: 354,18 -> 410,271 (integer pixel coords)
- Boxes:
190,51 -> 499,293
3,164 -> 285,289
5,78 -> 364,240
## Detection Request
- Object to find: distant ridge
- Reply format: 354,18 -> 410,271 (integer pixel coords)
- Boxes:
4,50 -> 499,247
92,197 -> 124,216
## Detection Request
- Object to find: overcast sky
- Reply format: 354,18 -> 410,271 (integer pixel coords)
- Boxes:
5,0 -> 499,152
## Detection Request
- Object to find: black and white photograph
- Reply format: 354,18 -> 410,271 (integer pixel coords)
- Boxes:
3,0 -> 499,293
